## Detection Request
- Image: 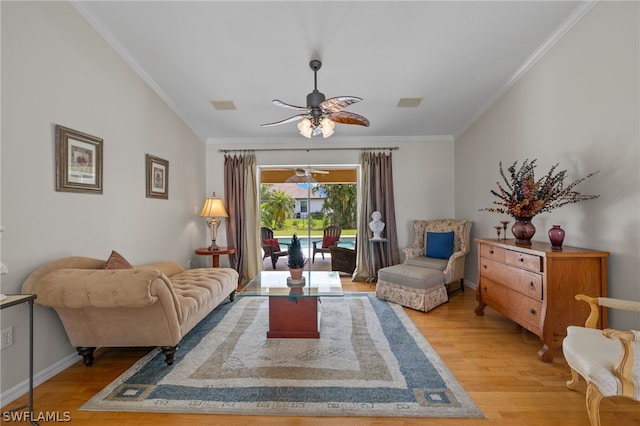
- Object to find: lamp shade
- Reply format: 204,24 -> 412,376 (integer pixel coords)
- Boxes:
320,117 -> 335,138
199,195 -> 228,218
297,118 -> 313,138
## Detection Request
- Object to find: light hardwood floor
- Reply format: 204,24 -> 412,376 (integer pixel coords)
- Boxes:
3,280 -> 639,425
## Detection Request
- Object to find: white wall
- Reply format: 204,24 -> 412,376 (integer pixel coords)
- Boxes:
205,137 -> 455,256
1,2 -> 206,397
455,1 -> 640,329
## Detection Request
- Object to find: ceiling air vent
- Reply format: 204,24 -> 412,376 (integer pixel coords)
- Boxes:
397,97 -> 423,108
210,100 -> 237,111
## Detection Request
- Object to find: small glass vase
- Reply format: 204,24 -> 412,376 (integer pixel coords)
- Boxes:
548,225 -> 565,250
512,217 -> 536,245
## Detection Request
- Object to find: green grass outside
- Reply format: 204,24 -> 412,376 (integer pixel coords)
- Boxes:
269,219 -> 356,237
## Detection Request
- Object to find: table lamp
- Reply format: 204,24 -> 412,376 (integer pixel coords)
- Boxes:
199,192 -> 228,250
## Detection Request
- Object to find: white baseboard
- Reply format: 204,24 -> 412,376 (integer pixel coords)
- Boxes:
463,279 -> 477,291
1,352 -> 80,407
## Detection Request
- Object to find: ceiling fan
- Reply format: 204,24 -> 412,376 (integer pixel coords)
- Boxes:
261,60 -> 370,138
284,167 -> 329,183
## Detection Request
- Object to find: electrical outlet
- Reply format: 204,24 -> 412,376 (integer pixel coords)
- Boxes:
1,327 -> 13,349
187,260 -> 192,269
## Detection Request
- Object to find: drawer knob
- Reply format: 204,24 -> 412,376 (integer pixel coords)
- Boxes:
530,308 -> 536,315
529,282 -> 535,290
483,264 -> 487,269
518,255 -> 524,262
489,248 -> 494,254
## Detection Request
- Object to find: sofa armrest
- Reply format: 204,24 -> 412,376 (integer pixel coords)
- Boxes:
31,268 -> 180,312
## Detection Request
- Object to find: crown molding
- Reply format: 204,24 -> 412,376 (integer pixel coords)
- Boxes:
70,1 -> 204,140
453,0 -> 599,140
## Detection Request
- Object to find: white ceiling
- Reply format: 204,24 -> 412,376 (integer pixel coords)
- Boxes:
72,1 -> 590,142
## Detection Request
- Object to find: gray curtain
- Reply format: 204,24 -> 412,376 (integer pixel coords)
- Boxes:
224,153 -> 260,284
354,151 -> 399,281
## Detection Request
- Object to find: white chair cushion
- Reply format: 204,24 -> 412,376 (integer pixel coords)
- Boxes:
563,326 -> 640,398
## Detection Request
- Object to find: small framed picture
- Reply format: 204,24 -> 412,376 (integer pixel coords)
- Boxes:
146,154 -> 169,199
55,125 -> 103,194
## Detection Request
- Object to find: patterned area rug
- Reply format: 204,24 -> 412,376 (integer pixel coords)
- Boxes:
81,294 -> 483,418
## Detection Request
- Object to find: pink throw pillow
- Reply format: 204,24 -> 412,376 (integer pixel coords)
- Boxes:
104,250 -> 134,270
322,235 -> 339,248
263,238 -> 281,252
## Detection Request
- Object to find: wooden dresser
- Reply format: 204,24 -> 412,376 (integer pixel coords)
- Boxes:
475,238 -> 609,362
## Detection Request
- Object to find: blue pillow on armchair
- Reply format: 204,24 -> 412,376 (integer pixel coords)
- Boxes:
425,231 -> 454,259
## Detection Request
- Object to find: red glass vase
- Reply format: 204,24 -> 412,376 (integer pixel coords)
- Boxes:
548,225 -> 565,250
512,217 -> 536,245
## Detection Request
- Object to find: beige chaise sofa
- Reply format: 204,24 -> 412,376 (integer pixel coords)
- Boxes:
22,256 -> 238,366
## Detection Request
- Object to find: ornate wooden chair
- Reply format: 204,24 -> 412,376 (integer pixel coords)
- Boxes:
563,294 -> 640,426
312,225 -> 341,263
260,227 -> 288,269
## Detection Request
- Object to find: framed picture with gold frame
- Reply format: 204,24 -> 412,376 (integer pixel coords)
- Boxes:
55,125 -> 103,194
145,154 -> 169,199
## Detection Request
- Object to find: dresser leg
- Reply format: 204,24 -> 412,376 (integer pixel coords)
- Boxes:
537,344 -> 553,363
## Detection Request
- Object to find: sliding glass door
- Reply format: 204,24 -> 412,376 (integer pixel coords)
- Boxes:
258,165 -> 358,271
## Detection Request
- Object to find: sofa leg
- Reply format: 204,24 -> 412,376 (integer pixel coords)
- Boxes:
77,347 -> 96,367
161,346 -> 177,365
229,290 -> 236,302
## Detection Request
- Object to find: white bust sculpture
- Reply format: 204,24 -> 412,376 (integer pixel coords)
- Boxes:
369,211 -> 385,240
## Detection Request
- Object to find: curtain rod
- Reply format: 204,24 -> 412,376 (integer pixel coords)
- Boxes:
218,146 -> 399,153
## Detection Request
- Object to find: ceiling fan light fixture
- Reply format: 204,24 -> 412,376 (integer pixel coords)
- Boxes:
321,117 -> 335,138
262,59 -> 369,138
297,118 -> 312,138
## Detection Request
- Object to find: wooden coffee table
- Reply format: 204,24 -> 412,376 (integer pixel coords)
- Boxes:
241,271 -> 343,338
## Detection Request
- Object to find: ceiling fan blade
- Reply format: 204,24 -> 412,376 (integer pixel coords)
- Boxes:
320,96 -> 363,113
260,114 -> 308,127
272,99 -> 309,111
329,111 -> 370,127
292,168 -> 329,177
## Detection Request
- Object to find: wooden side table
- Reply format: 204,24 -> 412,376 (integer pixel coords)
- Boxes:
195,247 -> 236,268
368,238 -> 390,282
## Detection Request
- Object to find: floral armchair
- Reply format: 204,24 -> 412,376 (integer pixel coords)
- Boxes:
402,219 -> 472,292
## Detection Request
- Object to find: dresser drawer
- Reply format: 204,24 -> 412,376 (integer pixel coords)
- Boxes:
480,278 -> 542,334
479,258 -> 543,300
505,249 -> 542,272
480,243 -> 506,262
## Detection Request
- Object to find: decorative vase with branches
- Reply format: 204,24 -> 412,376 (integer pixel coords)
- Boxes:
481,159 -> 599,245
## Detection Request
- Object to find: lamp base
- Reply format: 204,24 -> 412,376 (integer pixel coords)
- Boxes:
208,241 -> 220,251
